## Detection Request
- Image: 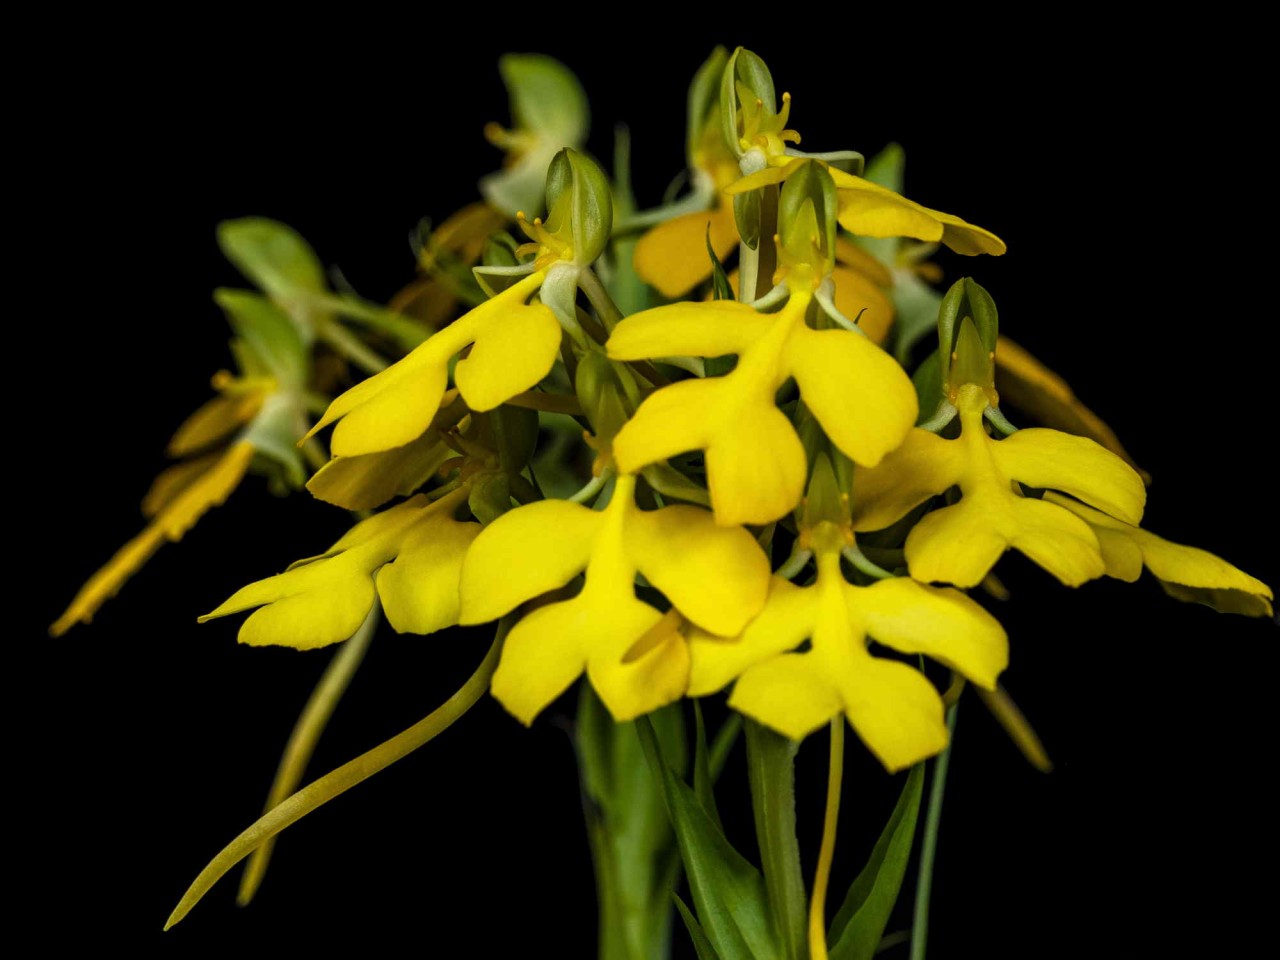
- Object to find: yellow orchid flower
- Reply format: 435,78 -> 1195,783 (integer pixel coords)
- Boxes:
200,487 -> 480,648
1044,493 -> 1273,617
852,383 -> 1147,588
458,474 -> 770,723
688,525 -> 1007,772
306,269 -> 563,457
607,268 -> 917,526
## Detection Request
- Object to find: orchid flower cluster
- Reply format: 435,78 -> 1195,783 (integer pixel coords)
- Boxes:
57,47 -> 1271,958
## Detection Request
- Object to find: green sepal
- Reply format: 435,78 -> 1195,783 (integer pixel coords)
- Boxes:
213,289 -> 308,389
577,685 -> 685,960
719,47 -> 777,157
637,715 -> 781,960
482,231 -> 523,268
911,350 -> 944,426
217,219 -> 326,339
575,348 -> 631,444
241,396 -> 307,490
937,277 -> 998,387
687,47 -> 729,161
641,462 -> 711,508
500,53 -> 588,149
544,148 -> 614,266
675,893 -> 724,960
468,472 -> 512,525
778,162 -> 837,269
734,190 -> 762,250
828,764 -> 925,960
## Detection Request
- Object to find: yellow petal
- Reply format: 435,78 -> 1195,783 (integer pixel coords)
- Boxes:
306,431 -> 453,511
376,509 -> 481,635
319,342 -> 454,458
633,206 -> 740,299
688,578 -> 817,696
199,494 -> 430,649
627,504 -> 770,636
828,169 -> 1006,256
588,602 -> 690,722
705,400 -> 807,526
1047,493 -> 1274,616
489,598 -> 594,726
857,578 -> 1008,689
50,443 -> 254,637
724,159 -> 804,196
784,325 -> 917,466
906,494 -> 1104,588
993,428 -> 1146,525
995,336 -> 1147,481
730,654 -> 842,741
168,391 -> 264,456
454,302 -> 562,412
612,377 -> 721,472
840,657 -> 949,773
458,500 -> 603,625
141,451 -> 223,518
851,429 -> 962,532
607,300 -> 773,362
830,265 -> 893,345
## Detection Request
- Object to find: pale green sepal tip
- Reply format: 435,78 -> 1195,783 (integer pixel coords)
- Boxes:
217,217 -> 327,303
499,53 -> 588,146
213,288 -> 309,386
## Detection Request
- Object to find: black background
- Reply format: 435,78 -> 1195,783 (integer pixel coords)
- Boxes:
27,20 -> 1276,956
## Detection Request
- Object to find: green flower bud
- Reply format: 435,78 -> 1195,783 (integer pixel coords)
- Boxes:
543,148 -> 614,266
938,278 -> 999,401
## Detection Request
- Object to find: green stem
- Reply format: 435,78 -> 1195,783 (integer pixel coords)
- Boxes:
808,719 -> 844,960
315,317 -> 391,374
165,624 -> 506,930
745,719 -> 807,960
579,266 -> 625,332
313,293 -> 429,350
237,603 -> 378,904
909,703 -> 958,960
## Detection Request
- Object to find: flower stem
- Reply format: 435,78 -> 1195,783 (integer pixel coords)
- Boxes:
164,622 -> 507,930
237,603 -> 378,905
909,703 -> 958,960
579,266 -> 626,332
808,717 -> 845,960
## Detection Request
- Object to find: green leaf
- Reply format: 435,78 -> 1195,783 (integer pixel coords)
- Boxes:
708,225 -> 735,302
577,687 -> 685,960
638,716 -> 781,960
911,350 -> 943,426
217,218 -> 327,305
828,764 -> 925,960
692,701 -> 723,831
675,893 -> 724,960
687,47 -> 729,161
744,720 -> 807,960
213,289 -> 308,388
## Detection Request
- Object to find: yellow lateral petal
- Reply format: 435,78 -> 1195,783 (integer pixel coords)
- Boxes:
633,206 -> 740,299
324,345 -> 453,457
841,657 -> 949,773
50,443 -> 254,637
706,401 -> 807,526
607,300 -> 774,362
611,377 -> 723,473
688,578 -> 817,696
306,431 -> 454,511
993,428 -> 1146,525
730,653 -> 843,741
857,578 -> 1008,689
995,336 -> 1147,481
851,430 -> 961,532
830,265 -> 894,345
168,392 -> 264,457
628,504 -> 771,636
454,302 -> 562,412
588,601 -> 690,722
1092,525 -> 1145,582
724,159 -> 803,196
784,325 -> 917,466
488,598 -> 593,726
377,511 -> 481,635
458,499 -> 603,625
829,170 -> 1005,255
903,496 -> 1017,588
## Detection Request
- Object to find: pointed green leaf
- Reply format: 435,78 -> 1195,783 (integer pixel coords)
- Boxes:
676,892 -> 724,960
744,720 -> 806,960
692,701 -> 723,832
638,716 -> 780,960
828,764 -> 925,960
687,47 -> 729,161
